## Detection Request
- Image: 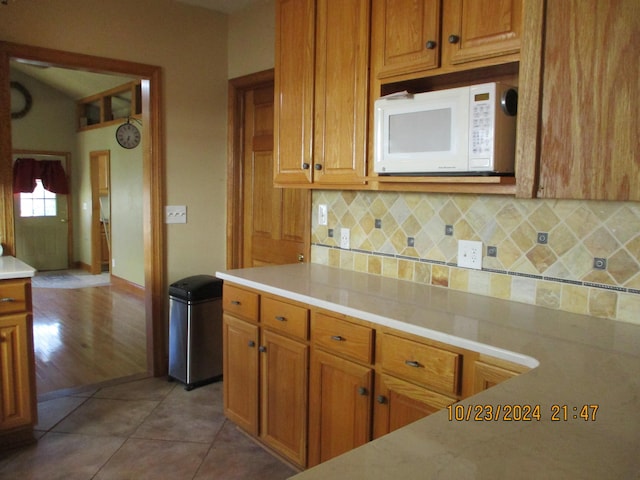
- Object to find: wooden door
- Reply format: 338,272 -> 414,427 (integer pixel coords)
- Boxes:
308,348 -> 373,467
442,0 -> 521,66
0,313 -> 33,430
373,373 -> 455,439
259,329 -> 308,467
222,314 -> 259,436
90,151 -> 110,274
273,0 -> 315,185
313,0 -> 369,185
242,84 -> 310,267
372,0 -> 441,80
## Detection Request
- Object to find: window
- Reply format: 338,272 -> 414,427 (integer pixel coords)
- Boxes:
20,179 -> 57,217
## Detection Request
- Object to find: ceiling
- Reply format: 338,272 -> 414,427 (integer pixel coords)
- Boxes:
9,0 -> 265,101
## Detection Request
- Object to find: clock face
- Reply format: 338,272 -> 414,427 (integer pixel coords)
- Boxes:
116,122 -> 141,149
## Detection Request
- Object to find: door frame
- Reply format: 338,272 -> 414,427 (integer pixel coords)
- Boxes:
227,69 -> 278,269
0,41 -> 166,376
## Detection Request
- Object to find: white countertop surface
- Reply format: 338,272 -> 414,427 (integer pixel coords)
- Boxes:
216,263 -> 640,479
0,256 -> 36,280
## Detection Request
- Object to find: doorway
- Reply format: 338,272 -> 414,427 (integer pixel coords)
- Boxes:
0,42 -> 166,380
90,150 -> 111,275
227,69 -> 310,268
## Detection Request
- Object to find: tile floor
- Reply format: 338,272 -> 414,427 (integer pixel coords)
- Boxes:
0,377 -> 298,480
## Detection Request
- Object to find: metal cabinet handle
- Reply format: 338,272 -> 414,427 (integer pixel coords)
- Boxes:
231,300 -> 241,305
330,335 -> 344,342
248,340 -> 256,347
405,360 -> 421,368
425,40 -> 437,49
259,346 -> 267,353
0,297 -> 16,303
448,34 -> 460,44
358,387 -> 368,396
302,162 -> 310,170
314,163 -> 323,170
275,316 -> 286,322
377,395 -> 387,404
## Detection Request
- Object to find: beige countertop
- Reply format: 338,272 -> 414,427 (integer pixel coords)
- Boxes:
216,263 -> 640,479
0,256 -> 36,280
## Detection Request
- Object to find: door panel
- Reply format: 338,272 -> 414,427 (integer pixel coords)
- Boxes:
242,84 -> 310,267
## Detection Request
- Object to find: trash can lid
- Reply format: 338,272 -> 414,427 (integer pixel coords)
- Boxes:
169,275 -> 223,301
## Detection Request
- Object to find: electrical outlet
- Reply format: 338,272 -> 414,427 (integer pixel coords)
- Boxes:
340,228 -> 350,249
318,204 -> 328,226
458,240 -> 483,270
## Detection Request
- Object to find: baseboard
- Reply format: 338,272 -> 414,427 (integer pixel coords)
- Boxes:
111,274 -> 145,299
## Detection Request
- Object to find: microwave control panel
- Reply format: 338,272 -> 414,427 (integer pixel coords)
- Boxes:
469,88 -> 495,168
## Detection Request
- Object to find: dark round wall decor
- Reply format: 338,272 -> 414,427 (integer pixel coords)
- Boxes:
10,81 -> 33,119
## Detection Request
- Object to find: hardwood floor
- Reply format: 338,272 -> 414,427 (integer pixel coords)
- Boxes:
32,281 -> 147,397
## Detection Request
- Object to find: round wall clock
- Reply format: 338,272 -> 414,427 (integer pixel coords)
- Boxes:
10,81 -> 33,119
115,121 -> 141,149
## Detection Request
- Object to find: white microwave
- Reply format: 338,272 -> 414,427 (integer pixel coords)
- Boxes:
373,82 -> 518,175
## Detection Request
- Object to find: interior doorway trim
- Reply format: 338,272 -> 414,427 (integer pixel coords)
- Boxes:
0,41 -> 167,376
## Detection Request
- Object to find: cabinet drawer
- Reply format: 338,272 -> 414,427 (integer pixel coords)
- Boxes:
381,334 -> 461,396
261,296 -> 309,340
0,279 -> 30,315
312,312 -> 373,364
223,284 -> 259,322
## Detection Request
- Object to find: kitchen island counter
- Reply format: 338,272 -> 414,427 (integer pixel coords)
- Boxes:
0,256 -> 36,280
216,263 -> 640,479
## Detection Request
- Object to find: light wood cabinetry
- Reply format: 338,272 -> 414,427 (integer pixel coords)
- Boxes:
273,0 -> 369,187
372,0 -> 521,81
0,278 -> 36,447
222,281 -> 530,468
222,284 -> 309,467
308,311 -> 374,466
516,0 -> 640,200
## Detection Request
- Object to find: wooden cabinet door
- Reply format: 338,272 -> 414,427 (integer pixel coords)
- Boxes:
535,0 -> 639,200
0,313 -> 33,431
273,0 -> 315,185
313,0 -> 369,185
442,0 -> 521,66
260,330 -> 309,467
471,360 -> 519,394
222,314 -> 259,435
373,374 -> 455,439
372,0 -> 441,79
308,348 -> 373,467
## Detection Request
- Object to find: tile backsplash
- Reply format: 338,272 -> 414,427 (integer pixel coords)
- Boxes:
311,191 -> 640,325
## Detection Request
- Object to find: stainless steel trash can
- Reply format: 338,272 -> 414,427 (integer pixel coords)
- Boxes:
168,275 -> 223,390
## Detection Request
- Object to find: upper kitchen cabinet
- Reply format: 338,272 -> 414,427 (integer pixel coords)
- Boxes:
274,0 -> 369,187
372,0 -> 521,83
516,0 -> 640,200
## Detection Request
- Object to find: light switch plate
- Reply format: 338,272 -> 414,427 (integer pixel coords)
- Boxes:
165,205 -> 187,224
458,240 -> 483,270
318,204 -> 328,226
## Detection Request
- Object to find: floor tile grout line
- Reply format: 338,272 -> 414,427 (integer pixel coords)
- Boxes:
190,418 -> 230,480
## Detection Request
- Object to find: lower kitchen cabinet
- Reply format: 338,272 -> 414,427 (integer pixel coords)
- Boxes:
222,313 -> 259,435
221,281 -> 530,469
373,373 -> 456,439
308,348 -> 373,467
260,329 -> 308,467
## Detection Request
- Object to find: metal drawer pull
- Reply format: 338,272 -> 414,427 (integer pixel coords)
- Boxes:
358,387 -> 368,396
405,360 -> 421,368
275,316 -> 286,322
330,335 -> 344,342
248,340 -> 256,347
0,297 -> 16,303
231,300 -> 241,305
259,346 -> 267,353
377,395 -> 387,404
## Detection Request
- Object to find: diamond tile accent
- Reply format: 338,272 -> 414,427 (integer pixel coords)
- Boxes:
311,191 -> 640,323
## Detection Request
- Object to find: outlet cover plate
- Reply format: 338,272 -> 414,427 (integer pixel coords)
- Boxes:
340,228 -> 350,249
458,240 -> 483,270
